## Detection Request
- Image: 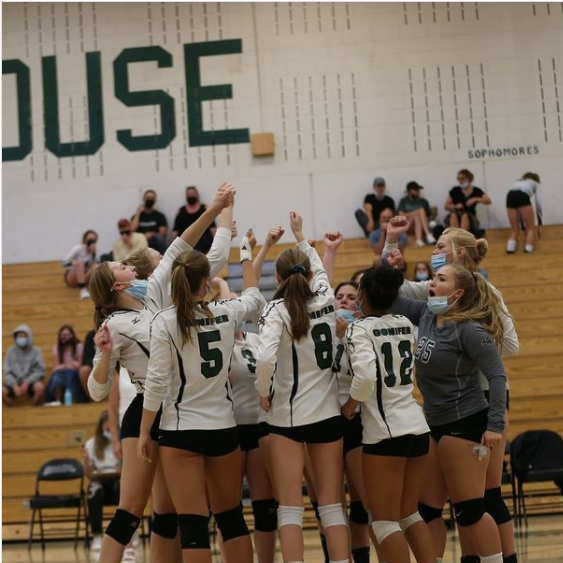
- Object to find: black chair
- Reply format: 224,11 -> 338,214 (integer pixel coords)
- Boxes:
28,458 -> 89,550
510,430 -> 563,526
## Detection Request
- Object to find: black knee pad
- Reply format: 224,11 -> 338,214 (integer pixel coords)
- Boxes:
484,487 -> 512,525
151,512 -> 178,539
178,514 -> 210,549
352,546 -> 370,563
349,500 -> 369,525
310,500 -> 321,521
252,498 -> 278,532
105,509 -> 141,546
215,504 -> 249,542
418,502 -> 443,523
453,498 -> 485,527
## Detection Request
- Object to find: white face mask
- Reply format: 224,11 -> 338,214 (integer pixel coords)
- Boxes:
460,182 -> 469,189
103,430 -> 113,441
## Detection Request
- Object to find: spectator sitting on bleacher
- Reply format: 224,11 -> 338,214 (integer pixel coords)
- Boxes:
397,181 -> 436,247
170,186 -> 217,253
444,169 -> 491,236
45,325 -> 86,404
112,219 -> 148,262
2,324 -> 46,406
82,409 -> 121,552
130,189 -> 168,255
63,230 -> 99,300
355,177 -> 396,238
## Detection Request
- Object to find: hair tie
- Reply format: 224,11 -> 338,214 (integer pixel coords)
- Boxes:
288,264 -> 306,276
95,306 -> 102,312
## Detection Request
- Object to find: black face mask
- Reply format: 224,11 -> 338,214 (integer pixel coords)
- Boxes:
187,196 -> 198,205
145,199 -> 155,209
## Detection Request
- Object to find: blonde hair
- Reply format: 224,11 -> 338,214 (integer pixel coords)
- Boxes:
443,264 -> 505,349
122,248 -> 154,280
89,263 -> 119,328
274,249 -> 315,340
442,227 -> 488,271
171,251 -> 213,345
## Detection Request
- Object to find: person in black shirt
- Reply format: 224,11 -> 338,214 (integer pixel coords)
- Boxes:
355,177 -> 396,237
130,189 -> 168,254
444,169 -> 491,235
170,186 -> 216,253
79,329 -> 96,401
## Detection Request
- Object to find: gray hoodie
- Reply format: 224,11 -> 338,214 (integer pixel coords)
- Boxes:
3,324 -> 46,388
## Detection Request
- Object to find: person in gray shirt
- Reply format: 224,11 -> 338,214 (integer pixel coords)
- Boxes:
391,263 -> 507,563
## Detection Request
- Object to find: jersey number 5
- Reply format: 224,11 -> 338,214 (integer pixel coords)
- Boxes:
197,331 -> 224,378
380,340 -> 413,387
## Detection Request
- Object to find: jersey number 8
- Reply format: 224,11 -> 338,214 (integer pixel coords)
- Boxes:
312,323 -> 333,370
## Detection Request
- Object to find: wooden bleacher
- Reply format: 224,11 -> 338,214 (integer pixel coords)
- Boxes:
3,226 -> 563,541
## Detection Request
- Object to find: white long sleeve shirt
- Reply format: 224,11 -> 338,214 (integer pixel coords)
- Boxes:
346,315 -> 429,444
143,288 -> 266,431
255,241 -> 341,428
88,232 -> 230,402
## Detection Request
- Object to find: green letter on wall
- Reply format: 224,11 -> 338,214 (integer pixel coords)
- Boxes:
2,60 -> 32,161
184,39 -> 250,147
43,52 -> 104,157
113,46 -> 176,151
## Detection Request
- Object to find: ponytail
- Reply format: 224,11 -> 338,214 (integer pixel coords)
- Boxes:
89,262 -> 120,329
444,264 -> 506,349
171,251 -> 213,345
274,249 -> 315,340
443,227 -> 489,271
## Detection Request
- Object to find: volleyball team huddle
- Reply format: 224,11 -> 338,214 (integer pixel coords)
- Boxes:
88,183 -> 516,563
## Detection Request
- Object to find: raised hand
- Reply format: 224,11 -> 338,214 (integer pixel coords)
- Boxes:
246,229 -> 257,250
387,248 -> 405,268
265,226 -> 285,248
211,182 -> 236,213
324,231 -> 343,251
94,325 -> 113,355
289,211 -> 303,237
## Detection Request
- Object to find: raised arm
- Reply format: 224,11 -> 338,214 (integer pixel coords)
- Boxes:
322,231 -> 343,285
255,304 -> 284,399
253,226 -> 285,280
346,323 -> 378,402
88,324 -> 120,401
206,203 -> 235,278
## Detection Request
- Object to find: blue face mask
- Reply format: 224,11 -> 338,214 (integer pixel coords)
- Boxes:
430,253 -> 450,272
103,430 -> 113,441
235,321 -> 246,332
336,308 -> 357,324
459,182 -> 469,189
427,292 -> 458,315
415,272 -> 429,281
16,336 -> 29,348
123,279 -> 148,301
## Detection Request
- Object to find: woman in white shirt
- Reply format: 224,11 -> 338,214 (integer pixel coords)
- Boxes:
137,237 -> 265,563
256,212 -> 349,563
63,229 -> 100,299
506,172 -> 543,254
88,183 -> 234,563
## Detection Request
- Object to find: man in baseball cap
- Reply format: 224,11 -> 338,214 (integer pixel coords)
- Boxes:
355,176 -> 397,237
112,218 -> 148,261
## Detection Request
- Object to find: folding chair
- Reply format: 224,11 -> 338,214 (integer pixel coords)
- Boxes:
28,458 -> 89,550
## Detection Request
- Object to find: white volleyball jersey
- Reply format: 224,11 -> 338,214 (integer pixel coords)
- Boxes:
231,332 -> 261,425
333,337 -> 356,408
118,366 -> 137,425
256,241 -> 341,428
346,315 -> 429,444
89,236 -> 229,402
144,288 -> 266,431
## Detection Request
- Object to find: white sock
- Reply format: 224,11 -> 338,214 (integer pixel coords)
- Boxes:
506,239 -> 517,252
481,554 -> 503,563
525,244 -> 534,253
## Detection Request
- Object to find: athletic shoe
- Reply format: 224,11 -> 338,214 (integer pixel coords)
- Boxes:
80,287 -> 90,300
525,245 -> 534,253
122,547 -> 136,562
91,534 -> 103,552
506,239 -> 517,254
415,239 -> 426,248
426,233 -> 436,245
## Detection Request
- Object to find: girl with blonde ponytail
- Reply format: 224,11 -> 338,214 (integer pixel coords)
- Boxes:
87,183 -> 235,563
389,263 -> 508,563
384,217 -> 519,563
138,233 -> 266,563
256,212 -> 349,563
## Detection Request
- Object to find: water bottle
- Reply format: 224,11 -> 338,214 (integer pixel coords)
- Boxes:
64,388 -> 73,406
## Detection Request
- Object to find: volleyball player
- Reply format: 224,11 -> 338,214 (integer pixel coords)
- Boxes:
137,234 -> 266,563
384,218 -> 518,563
87,183 -> 235,563
341,265 -> 434,563
256,212 -> 350,563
